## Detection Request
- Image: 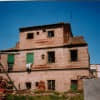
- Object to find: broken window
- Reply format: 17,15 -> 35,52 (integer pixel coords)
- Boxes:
48,31 -> 54,38
47,80 -> 55,90
48,51 -> 55,63
25,82 -> 31,89
71,80 -> 78,91
27,33 -> 34,39
70,50 -> 78,61
7,54 -> 14,72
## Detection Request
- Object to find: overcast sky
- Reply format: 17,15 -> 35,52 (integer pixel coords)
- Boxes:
0,1 -> 100,64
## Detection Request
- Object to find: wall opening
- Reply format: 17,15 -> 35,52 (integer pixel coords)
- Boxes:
27,33 -> 34,39
70,50 -> 78,61
48,31 -> 54,38
48,51 -> 55,63
25,82 -> 31,89
71,80 -> 78,91
47,80 -> 55,90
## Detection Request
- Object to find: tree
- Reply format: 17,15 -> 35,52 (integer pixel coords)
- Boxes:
0,62 -> 17,90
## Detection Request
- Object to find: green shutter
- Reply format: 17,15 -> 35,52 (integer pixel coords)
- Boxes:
8,54 -> 14,64
71,84 -> 77,91
27,53 -> 34,64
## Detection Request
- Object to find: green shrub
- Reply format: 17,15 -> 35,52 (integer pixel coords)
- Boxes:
34,90 -> 44,94
6,94 -> 14,100
6,92 -> 84,100
68,94 -> 84,100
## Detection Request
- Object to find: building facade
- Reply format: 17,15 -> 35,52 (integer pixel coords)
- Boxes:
0,22 -> 90,92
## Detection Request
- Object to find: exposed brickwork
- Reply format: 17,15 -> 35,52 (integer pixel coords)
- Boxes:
0,22 -> 90,92
0,70 -> 89,92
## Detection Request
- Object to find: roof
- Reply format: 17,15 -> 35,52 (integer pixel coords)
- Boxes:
19,22 -> 70,32
67,36 -> 87,45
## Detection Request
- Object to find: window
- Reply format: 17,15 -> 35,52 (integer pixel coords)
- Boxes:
41,54 -> 45,59
25,82 -> 31,89
8,64 -> 13,72
43,29 -> 46,32
27,33 -> 34,39
48,51 -> 55,63
70,50 -> 78,61
37,32 -> 39,35
7,54 -> 14,71
47,80 -> 55,90
35,82 -> 39,87
71,80 -> 78,91
48,31 -> 54,38
26,53 -> 34,64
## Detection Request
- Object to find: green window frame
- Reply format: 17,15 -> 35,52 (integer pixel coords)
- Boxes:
26,53 -> 34,64
8,54 -> 14,64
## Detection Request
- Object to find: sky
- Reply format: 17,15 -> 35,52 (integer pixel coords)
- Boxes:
0,1 -> 100,64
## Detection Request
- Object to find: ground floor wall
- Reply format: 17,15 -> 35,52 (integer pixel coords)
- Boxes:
0,69 -> 89,92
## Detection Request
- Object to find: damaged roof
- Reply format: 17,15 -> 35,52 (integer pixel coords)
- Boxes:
67,36 -> 87,45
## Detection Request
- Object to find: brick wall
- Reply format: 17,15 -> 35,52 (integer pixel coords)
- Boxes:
0,69 -> 89,92
0,46 -> 89,71
20,27 -> 65,49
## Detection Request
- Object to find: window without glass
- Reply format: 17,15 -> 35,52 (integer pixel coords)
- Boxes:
43,29 -> 46,32
35,82 -> 39,87
71,80 -> 78,91
27,33 -> 34,39
47,80 -> 55,90
7,54 -> 14,71
25,82 -> 31,89
37,32 -> 39,35
70,50 -> 78,61
48,31 -> 54,38
41,54 -> 45,59
48,51 -> 55,63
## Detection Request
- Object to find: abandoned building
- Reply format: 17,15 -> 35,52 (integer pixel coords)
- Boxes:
0,22 -> 90,92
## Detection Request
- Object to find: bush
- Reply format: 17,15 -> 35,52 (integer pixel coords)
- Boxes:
68,94 -> 84,100
6,92 -> 84,100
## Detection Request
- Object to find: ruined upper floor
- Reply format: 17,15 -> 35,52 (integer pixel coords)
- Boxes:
19,22 -> 73,49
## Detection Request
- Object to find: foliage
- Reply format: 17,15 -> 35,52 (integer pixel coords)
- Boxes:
68,94 -> 84,100
6,93 -> 84,100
